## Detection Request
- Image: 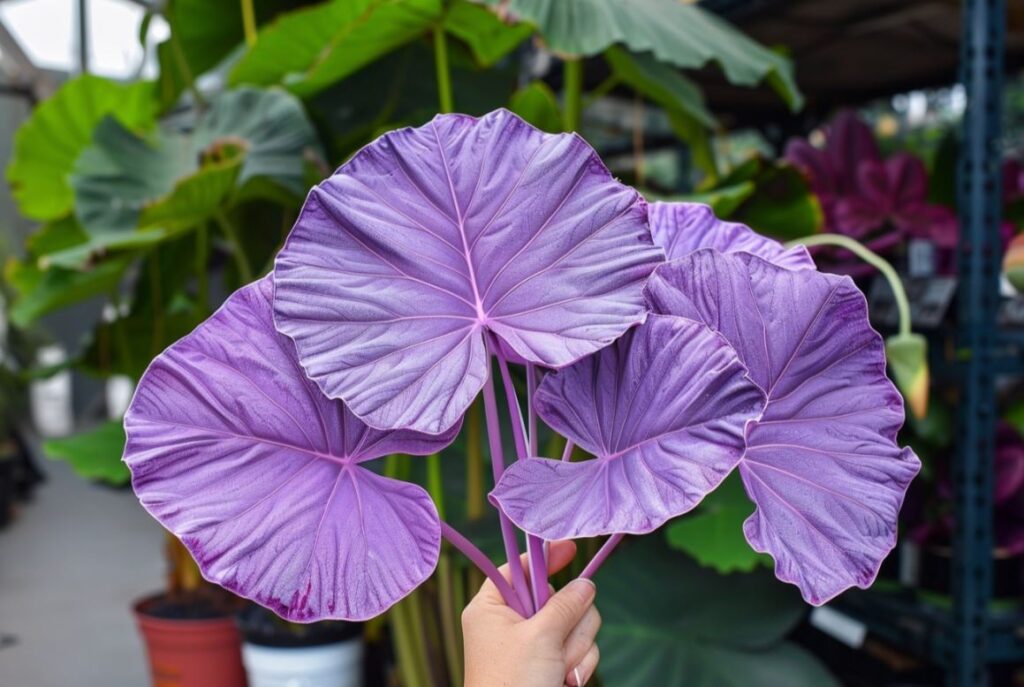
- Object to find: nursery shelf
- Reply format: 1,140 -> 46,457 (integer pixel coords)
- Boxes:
832,590 -> 1024,668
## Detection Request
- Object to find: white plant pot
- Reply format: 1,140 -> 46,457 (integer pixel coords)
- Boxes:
242,639 -> 363,687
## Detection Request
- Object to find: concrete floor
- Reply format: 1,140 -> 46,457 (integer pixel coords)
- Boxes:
0,455 -> 165,686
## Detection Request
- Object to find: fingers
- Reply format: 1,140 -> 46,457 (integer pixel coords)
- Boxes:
566,644 -> 599,686
563,606 -> 601,669
546,540 -> 577,575
531,578 -> 596,640
476,540 -> 578,606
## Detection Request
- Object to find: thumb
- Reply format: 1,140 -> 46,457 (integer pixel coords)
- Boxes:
531,579 -> 597,640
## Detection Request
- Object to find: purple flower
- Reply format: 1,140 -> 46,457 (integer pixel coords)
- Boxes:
124,277 -> 459,622
273,109 -> 664,435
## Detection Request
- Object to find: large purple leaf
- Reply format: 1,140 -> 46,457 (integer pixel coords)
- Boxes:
649,201 -> 814,269
124,277 -> 457,622
645,250 -> 920,605
490,315 -> 765,539
273,109 -> 664,434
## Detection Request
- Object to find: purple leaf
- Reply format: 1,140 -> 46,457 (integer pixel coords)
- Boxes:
649,201 -> 815,269
273,109 -> 664,434
124,277 -> 457,622
645,250 -> 920,605
490,314 -> 765,539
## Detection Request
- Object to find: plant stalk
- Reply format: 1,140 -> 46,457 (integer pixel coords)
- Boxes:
580,533 -> 625,580
240,0 -> 258,47
215,210 -> 254,285
440,521 -> 526,616
526,363 -> 538,457
195,224 -> 209,313
561,439 -> 575,462
433,26 -> 454,114
481,340 -> 534,615
563,58 -> 584,132
787,233 -> 911,336
492,339 -> 550,610
466,400 -> 485,520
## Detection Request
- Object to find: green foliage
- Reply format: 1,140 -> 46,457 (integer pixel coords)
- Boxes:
443,0 -> 533,67
230,0 -> 444,98
155,0 -> 313,108
596,537 -> 838,687
665,473 -> 769,573
70,88 -> 321,249
479,0 -> 802,110
510,82 -> 563,133
712,156 -> 823,240
604,46 -> 716,129
4,253 -> 132,328
42,421 -> 129,485
6,76 -> 158,221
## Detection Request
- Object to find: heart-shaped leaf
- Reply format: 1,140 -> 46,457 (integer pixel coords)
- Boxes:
273,109 -> 663,434
645,250 -> 920,605
490,315 -> 765,539
71,88 -> 322,240
43,421 -> 129,486
650,201 -> 815,268
480,0 -> 802,110
6,75 -> 157,221
597,537 -> 839,687
124,276 -> 458,621
229,0 -> 443,98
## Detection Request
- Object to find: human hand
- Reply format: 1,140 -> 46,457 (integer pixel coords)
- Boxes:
462,540 -> 600,687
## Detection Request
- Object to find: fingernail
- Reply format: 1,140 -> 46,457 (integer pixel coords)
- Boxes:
570,578 -> 597,601
573,666 -> 586,686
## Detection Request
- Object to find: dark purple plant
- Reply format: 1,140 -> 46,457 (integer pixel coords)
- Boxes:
785,110 -> 957,274
125,112 -> 919,624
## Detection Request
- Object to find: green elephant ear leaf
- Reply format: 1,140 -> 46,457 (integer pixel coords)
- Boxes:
509,81 -> 563,133
4,253 -> 132,328
604,46 -> 717,129
155,0 -> 314,108
665,473 -> 769,574
229,0 -> 444,98
596,537 -> 839,687
6,76 -> 157,221
71,88 -> 321,243
42,421 -> 129,486
480,0 -> 802,110
443,0 -> 533,67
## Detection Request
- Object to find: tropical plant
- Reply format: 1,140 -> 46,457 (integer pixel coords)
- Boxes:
2,1 -> 918,683
123,111 -> 919,686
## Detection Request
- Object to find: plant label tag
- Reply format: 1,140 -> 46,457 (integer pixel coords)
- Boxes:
907,239 -> 936,278
810,605 -> 867,649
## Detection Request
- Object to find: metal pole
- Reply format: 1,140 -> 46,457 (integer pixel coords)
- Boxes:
77,0 -> 88,74
951,0 -> 1005,685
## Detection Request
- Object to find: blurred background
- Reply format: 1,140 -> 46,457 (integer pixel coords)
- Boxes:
0,1 -> 1023,686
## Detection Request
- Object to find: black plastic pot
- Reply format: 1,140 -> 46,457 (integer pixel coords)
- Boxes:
0,442 -> 16,529
919,545 -> 1024,601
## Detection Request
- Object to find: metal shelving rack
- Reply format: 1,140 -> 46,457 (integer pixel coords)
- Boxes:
697,0 -> 1022,684
827,1 -> 1024,684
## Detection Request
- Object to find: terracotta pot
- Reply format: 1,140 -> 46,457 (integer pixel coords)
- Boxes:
134,594 -> 247,687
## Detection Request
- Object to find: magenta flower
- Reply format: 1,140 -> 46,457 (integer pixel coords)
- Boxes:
785,110 -> 958,273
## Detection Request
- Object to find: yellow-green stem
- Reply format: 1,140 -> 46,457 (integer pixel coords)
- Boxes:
437,555 -> 463,687
787,233 -> 911,336
466,401 -> 484,519
195,225 -> 209,313
391,600 -> 429,687
169,26 -> 206,108
433,26 -> 454,114
563,58 -> 584,132
240,0 -> 258,47
215,210 -> 254,285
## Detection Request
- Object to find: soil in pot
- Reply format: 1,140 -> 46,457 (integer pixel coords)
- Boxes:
237,604 -> 364,687
134,592 -> 247,687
